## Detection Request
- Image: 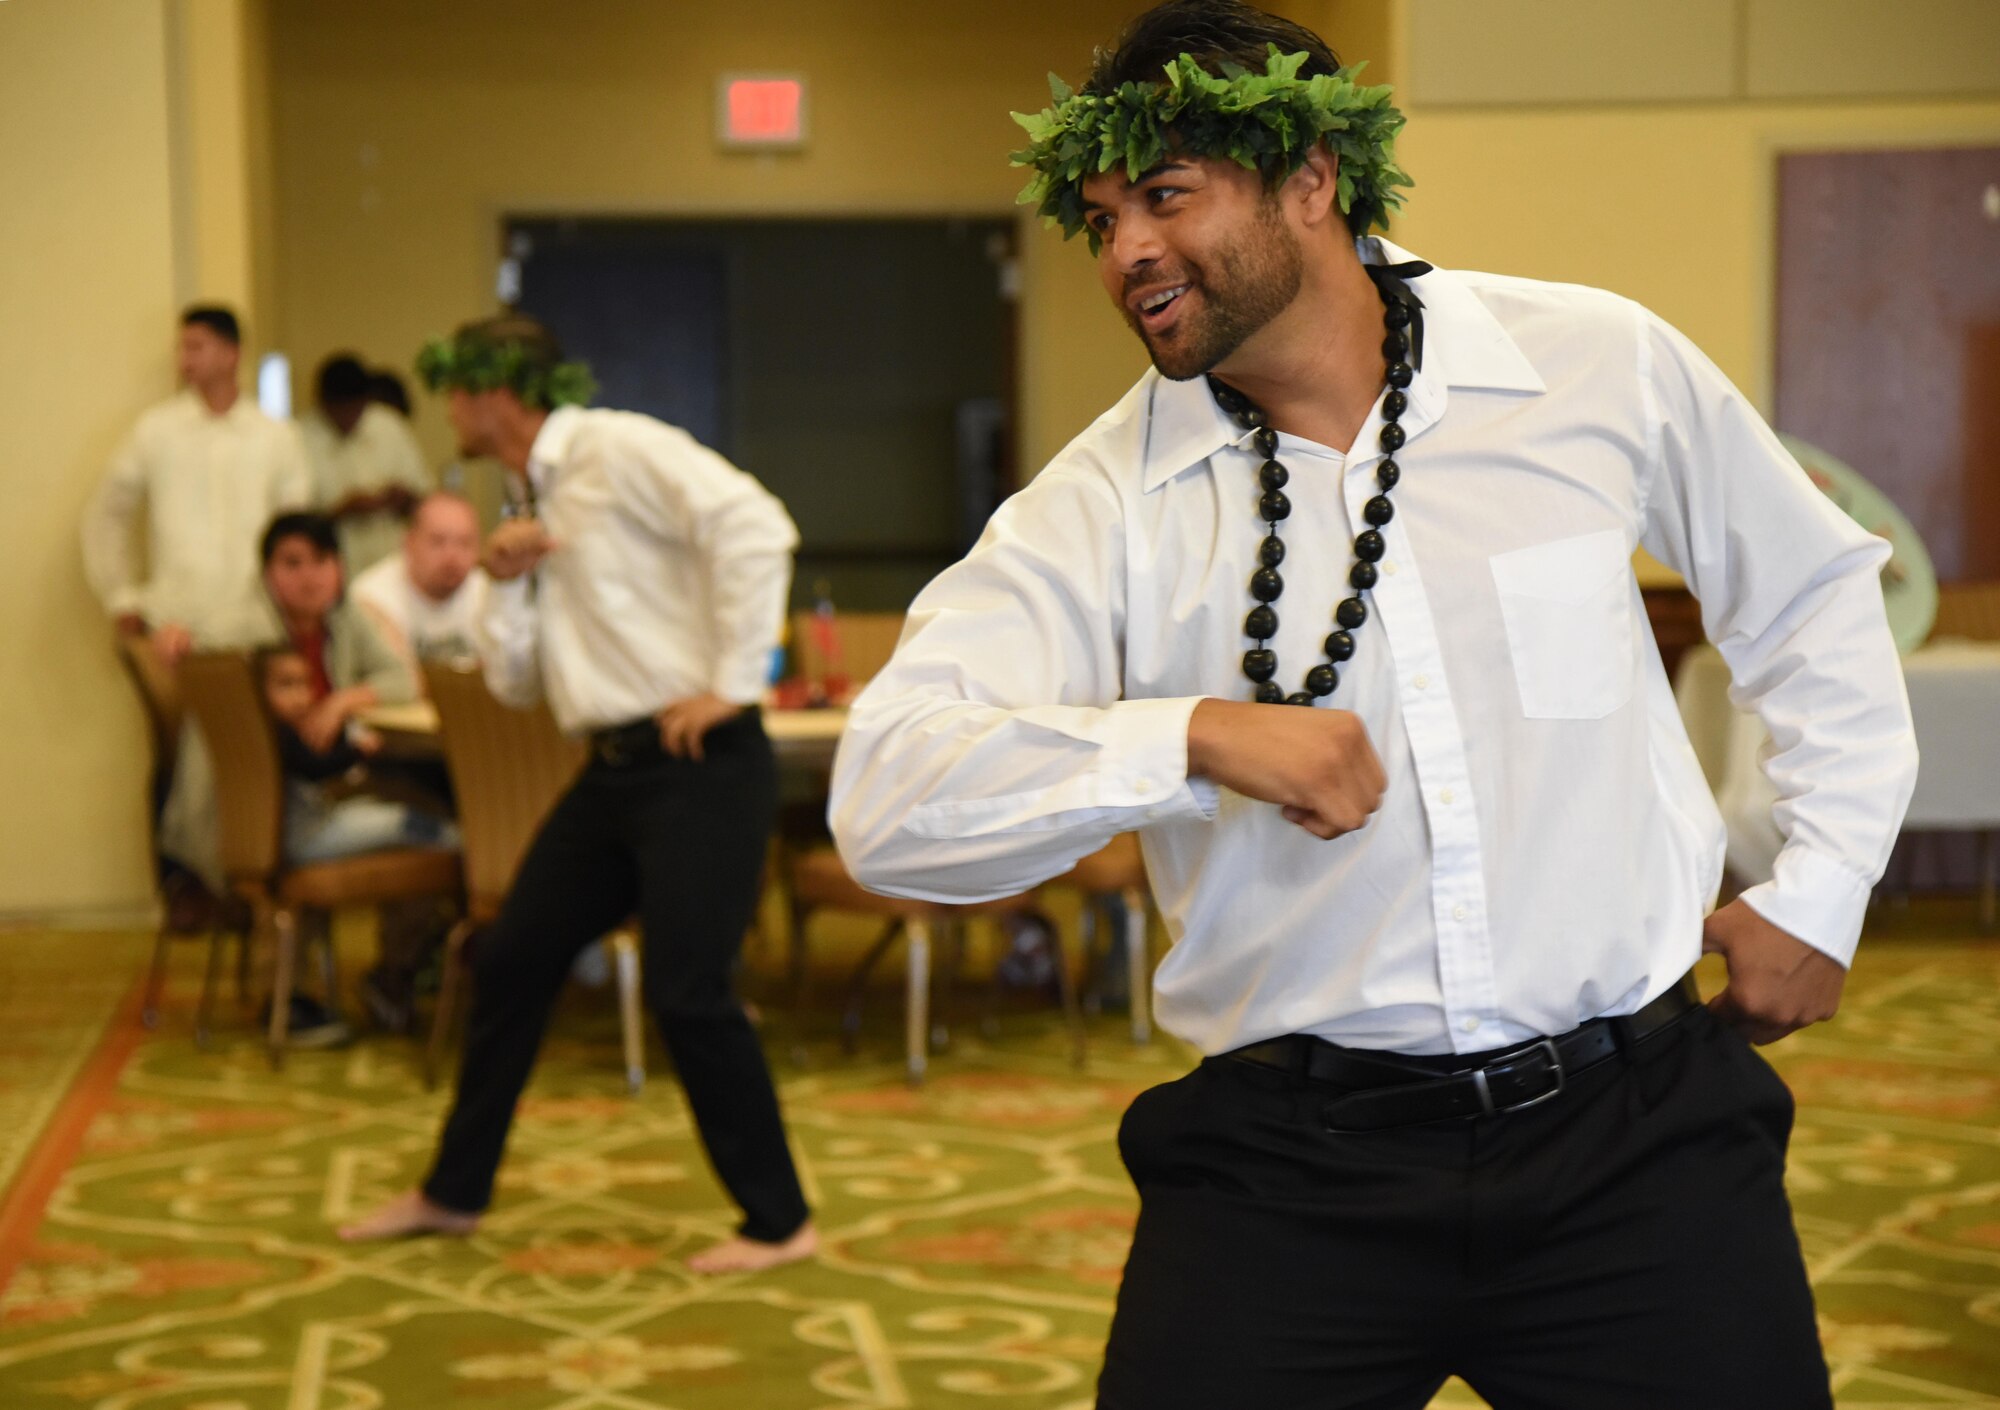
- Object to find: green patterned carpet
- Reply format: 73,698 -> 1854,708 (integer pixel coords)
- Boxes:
1,916 -> 1997,1408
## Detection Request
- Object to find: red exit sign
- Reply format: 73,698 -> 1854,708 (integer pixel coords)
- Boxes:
718,74 -> 807,149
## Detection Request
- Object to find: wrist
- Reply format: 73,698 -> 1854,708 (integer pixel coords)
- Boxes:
1187,697 -> 1230,779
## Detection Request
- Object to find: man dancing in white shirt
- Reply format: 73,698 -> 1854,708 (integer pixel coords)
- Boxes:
341,316 -> 815,1273
830,2 -> 1916,1405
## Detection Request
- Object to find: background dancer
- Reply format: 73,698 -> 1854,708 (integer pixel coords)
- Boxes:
341,316 -> 815,1274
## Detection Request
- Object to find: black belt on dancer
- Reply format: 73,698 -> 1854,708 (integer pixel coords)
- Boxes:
1228,970 -> 1702,1133
587,708 -> 763,768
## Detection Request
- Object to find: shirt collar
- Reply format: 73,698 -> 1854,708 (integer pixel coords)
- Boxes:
1139,238 -> 1545,493
525,404 -> 583,496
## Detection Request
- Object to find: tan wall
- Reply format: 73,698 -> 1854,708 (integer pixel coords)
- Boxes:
266,0 -> 1175,478
1394,99 -> 2000,414
8,0 -> 1993,913
0,0 -> 181,916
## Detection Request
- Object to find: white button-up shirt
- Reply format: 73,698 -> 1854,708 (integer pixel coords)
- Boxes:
300,404 -> 434,572
477,406 -> 798,733
81,390 -> 312,645
830,239 -> 1918,1057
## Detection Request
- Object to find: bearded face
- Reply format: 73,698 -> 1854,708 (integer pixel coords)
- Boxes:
1084,157 -> 1306,381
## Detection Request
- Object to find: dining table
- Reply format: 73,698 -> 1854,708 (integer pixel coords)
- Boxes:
359,699 -> 850,771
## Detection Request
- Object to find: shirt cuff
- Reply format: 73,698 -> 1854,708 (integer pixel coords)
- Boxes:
1736,845 -> 1875,969
1099,695 -> 1220,824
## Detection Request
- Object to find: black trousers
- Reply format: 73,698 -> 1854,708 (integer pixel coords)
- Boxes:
423,711 -> 809,1243
1098,1004 -> 1829,1410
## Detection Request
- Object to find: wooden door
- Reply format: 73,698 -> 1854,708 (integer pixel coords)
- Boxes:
1775,147 -> 2000,583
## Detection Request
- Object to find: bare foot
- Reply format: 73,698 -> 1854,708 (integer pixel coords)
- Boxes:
337,1189 -> 480,1243
686,1220 -> 819,1274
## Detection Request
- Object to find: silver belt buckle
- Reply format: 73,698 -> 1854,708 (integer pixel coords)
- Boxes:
1470,1037 -> 1565,1116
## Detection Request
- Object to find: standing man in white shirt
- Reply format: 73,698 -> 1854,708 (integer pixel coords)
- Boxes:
340,316 -> 815,1274
83,305 -> 312,661
350,491 -> 489,678
301,353 -> 434,573
830,3 -> 1917,1406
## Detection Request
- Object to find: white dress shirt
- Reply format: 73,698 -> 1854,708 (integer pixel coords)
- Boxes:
300,404 -> 434,572
350,553 -> 489,672
476,406 -> 799,733
831,238 -> 1918,1057
81,390 -> 313,646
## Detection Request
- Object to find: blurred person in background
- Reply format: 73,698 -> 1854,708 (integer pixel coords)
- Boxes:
83,304 -> 311,665
339,315 -> 813,1275
83,304 -> 312,912
351,491 -> 489,679
302,352 -> 433,573
367,367 -> 414,419
257,512 -> 447,1039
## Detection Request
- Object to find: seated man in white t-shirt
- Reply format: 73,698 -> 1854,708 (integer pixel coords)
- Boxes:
350,491 -> 489,680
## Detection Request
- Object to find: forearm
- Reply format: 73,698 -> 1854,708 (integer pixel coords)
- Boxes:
830,688 -> 1214,903
707,547 -> 790,705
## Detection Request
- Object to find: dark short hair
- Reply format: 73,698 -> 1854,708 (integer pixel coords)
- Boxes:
181,304 -> 242,346
260,511 -> 340,566
458,314 -> 566,374
316,353 -> 370,405
1085,0 -> 1373,235
367,368 -> 413,417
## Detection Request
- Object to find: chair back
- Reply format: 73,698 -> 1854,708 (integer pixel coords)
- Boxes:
423,662 -> 585,915
1933,581 -> 2000,642
178,652 -> 284,886
789,611 -> 906,688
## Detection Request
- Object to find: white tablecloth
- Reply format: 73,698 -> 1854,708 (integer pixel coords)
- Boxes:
1674,639 -> 2000,883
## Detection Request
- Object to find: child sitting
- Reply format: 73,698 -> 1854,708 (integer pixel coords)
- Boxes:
258,645 -> 458,864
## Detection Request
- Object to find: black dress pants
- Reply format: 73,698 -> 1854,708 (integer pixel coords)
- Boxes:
1098,1004 -> 1829,1410
423,711 -> 809,1243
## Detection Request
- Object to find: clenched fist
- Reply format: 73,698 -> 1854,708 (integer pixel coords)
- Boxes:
1702,900 -> 1846,1045
1188,699 -> 1386,839
482,519 -> 558,581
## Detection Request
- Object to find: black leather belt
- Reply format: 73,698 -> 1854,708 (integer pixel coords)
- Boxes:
587,718 -> 665,767
1228,971 -> 1702,1133
587,708 -> 764,768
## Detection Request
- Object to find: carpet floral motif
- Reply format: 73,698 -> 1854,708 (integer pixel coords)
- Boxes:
0,933 -> 1996,1406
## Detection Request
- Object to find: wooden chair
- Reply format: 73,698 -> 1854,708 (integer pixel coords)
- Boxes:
1932,581 -> 2000,642
1059,832 -> 1159,1045
420,662 -> 646,1093
118,633 -> 237,1035
177,653 -> 463,1068
784,845 -> 1076,1085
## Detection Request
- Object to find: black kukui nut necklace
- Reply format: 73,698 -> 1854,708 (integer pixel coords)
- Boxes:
1209,259 -> 1431,706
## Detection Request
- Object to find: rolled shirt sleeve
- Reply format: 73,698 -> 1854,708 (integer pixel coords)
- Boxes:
830,466 -> 1216,905
1636,309 -> 1918,966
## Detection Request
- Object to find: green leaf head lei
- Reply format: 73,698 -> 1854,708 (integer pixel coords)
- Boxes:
1010,45 -> 1411,254
415,318 -> 599,410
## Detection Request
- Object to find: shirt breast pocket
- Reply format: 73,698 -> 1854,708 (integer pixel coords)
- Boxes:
1488,528 -> 1636,720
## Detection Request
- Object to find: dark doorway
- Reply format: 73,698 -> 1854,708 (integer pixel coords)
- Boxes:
504,216 -> 1017,611
1774,146 -> 2000,583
